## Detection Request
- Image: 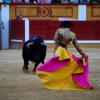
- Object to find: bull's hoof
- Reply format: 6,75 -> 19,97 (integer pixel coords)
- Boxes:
32,71 -> 36,75
24,70 -> 28,73
23,68 -> 28,73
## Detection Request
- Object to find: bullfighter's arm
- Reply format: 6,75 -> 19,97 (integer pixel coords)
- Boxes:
71,32 -> 86,56
73,38 -> 86,56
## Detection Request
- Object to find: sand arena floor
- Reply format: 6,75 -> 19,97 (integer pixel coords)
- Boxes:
0,47 -> 100,100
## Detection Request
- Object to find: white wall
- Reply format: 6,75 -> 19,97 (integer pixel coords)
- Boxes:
0,10 -> 1,49
1,4 -> 9,49
24,18 -> 29,42
78,5 -> 87,21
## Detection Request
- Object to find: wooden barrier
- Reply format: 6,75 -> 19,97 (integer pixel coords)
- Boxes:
9,20 -> 25,49
9,4 -> 100,21
9,20 -> 100,49
29,20 -> 100,40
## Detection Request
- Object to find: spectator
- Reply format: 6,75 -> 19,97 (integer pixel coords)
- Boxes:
61,0 -> 69,3
90,0 -> 100,3
37,0 -> 51,3
51,0 -> 60,3
16,14 -> 23,20
82,0 -> 89,3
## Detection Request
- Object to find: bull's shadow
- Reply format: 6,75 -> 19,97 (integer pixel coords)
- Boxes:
22,36 -> 47,73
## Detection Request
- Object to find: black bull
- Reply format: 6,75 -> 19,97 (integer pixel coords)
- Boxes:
22,36 -> 47,72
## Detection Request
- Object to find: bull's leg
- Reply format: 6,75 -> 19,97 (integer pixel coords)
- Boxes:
42,60 -> 44,64
33,62 -> 40,72
23,59 -> 29,72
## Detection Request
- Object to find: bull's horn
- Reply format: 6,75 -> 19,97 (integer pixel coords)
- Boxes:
41,42 -> 45,45
41,42 -> 48,48
27,42 -> 33,48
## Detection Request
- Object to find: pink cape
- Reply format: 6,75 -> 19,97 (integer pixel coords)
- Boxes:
36,47 -> 92,90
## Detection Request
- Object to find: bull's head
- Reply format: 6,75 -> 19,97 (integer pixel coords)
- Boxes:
27,41 -> 47,61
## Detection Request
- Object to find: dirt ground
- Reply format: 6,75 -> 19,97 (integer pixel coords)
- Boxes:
0,47 -> 100,100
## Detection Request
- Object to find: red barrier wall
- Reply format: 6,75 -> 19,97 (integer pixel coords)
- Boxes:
29,20 -> 100,40
9,20 -> 25,49
9,20 -> 25,41
9,20 -> 100,48
29,20 -> 61,40
71,21 -> 100,40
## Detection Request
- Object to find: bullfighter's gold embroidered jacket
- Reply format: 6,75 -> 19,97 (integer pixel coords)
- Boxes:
54,28 -> 85,56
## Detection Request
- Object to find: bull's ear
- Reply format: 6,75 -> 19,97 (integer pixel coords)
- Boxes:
27,42 -> 33,48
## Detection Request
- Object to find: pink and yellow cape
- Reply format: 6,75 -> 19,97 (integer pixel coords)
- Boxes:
36,46 -> 93,90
